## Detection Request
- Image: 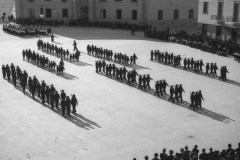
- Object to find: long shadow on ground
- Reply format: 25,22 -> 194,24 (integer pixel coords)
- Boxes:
3,78 -> 101,130
24,60 -> 78,80
97,72 -> 235,124
151,60 -> 240,87
81,51 -> 150,70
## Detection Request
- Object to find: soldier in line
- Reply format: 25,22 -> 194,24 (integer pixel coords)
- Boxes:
219,66 -> 229,81
168,86 -> 175,103
2,65 -> 6,79
71,94 -> 78,114
190,90 -> 204,110
65,96 -> 71,116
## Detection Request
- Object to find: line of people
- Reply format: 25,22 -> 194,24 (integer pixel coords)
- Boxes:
95,60 -> 143,87
151,50 -> 182,67
95,60 -> 203,107
133,143 -> 239,160
87,44 -> 138,65
37,39 -> 81,63
22,49 -> 65,75
2,63 -> 78,117
150,50 -> 229,80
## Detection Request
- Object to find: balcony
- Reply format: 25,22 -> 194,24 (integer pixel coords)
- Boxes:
211,15 -> 240,23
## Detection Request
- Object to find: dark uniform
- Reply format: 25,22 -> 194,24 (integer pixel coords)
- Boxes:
65,96 -> 71,116
71,94 -> 78,114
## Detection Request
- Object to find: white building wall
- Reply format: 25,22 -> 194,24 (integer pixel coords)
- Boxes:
15,0 -> 88,20
144,0 -> 199,32
93,0 -> 199,31
198,0 -> 240,39
94,0 -> 144,23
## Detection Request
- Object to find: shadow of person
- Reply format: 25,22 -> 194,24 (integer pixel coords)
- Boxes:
97,72 -> 235,124
75,113 -> 101,128
24,60 -> 78,80
7,78 -> 99,130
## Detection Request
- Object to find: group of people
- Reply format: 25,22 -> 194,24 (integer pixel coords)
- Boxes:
2,63 -> 78,117
95,60 -> 144,86
95,61 -> 203,107
87,44 -> 138,65
3,23 -> 47,36
155,81 -> 186,104
151,50 -> 182,67
190,90 -> 204,110
91,21 -> 148,31
133,143 -> 239,160
145,29 -> 240,56
150,50 -> 229,80
22,49 -> 65,75
37,39 -> 81,63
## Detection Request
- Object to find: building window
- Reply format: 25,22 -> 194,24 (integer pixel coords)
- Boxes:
62,9 -> 68,18
203,2 -> 208,14
45,8 -> 52,18
116,9 -> 122,19
174,9 -> 179,20
100,9 -> 106,19
233,3 -> 239,22
217,2 -> 223,20
158,10 -> 163,20
132,10 -> 137,20
28,8 -> 35,18
132,0 -> 137,2
81,6 -> 89,18
189,9 -> 194,19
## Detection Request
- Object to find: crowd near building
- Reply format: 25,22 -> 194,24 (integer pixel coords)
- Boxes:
0,0 -> 236,40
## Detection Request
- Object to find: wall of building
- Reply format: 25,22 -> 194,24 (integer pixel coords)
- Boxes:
144,0 -> 199,32
198,0 -> 240,39
92,0 -> 199,32
15,0 -> 88,20
93,0 -> 144,23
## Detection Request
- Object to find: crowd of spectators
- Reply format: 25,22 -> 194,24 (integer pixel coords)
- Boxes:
3,23 -> 48,36
133,143 -> 240,160
145,29 -> 240,56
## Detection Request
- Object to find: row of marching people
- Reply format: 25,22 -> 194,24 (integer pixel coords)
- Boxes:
150,50 -> 229,80
2,63 -> 78,117
22,49 -> 65,75
88,44 -> 138,65
95,60 -> 203,108
37,39 -> 81,63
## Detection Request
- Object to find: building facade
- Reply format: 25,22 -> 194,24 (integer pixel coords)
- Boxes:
14,0 -> 199,31
92,0 -> 199,32
15,0 -> 88,20
198,0 -> 240,40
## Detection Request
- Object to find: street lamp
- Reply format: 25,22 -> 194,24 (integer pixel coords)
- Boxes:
39,5 -> 44,25
39,5 -> 44,18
